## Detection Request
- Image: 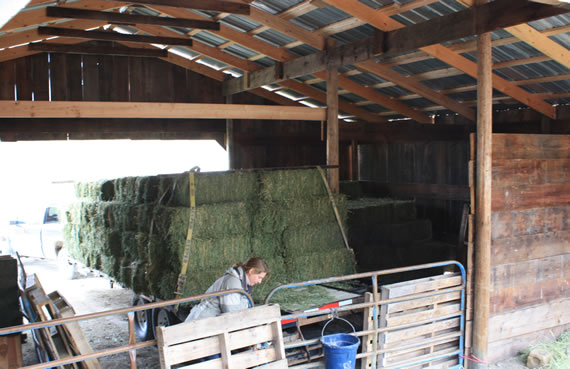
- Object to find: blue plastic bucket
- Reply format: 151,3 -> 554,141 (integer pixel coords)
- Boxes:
321,333 -> 360,369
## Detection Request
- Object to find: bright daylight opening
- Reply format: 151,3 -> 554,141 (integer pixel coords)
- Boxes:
0,140 -> 229,224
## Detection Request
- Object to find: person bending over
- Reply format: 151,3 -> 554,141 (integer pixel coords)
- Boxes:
185,257 -> 268,321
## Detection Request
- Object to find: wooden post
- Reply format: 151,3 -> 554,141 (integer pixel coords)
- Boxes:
350,139 -> 358,181
225,95 -> 235,169
472,0 -> 492,366
326,38 -> 339,193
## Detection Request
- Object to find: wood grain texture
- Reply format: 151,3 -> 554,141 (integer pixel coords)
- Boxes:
491,231 -> 570,265
488,322 -> 570,363
490,255 -> 565,291
492,183 -> 570,212
488,298 -> 570,342
492,159 -> 570,185
490,277 -> 570,315
491,206 -> 569,239
493,134 -> 570,160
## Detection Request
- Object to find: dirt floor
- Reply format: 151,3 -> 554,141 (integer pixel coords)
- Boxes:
20,257 -> 159,369
18,257 -> 531,369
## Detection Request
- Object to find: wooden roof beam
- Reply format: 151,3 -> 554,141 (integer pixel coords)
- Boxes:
1,0 -> 125,33
119,0 -> 250,15
37,26 -> 194,46
223,0 -> 563,92
132,23 -> 384,123
45,6 -> 220,30
28,41 -> 169,57
324,0 -> 559,119
0,101 -> 326,120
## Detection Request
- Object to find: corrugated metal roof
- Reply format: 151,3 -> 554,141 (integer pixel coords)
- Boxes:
292,6 -> 351,31
255,29 -> 296,47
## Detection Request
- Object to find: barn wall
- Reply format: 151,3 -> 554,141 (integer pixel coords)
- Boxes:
488,133 -> 570,362
0,53 -> 324,168
358,132 -> 470,240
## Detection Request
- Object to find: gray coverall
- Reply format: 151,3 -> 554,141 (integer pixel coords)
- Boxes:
184,266 -> 252,321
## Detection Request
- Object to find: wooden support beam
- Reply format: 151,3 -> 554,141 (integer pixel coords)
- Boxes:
28,42 -> 168,57
356,61 -> 475,121
326,39 -> 339,193
121,0 -> 250,14
133,21 -> 384,123
132,4 -> 445,122
37,26 -> 194,46
506,24 -> 570,69
223,0 -> 566,95
472,0 -> 493,365
0,101 -> 326,120
325,0 -> 558,119
46,6 -> 220,30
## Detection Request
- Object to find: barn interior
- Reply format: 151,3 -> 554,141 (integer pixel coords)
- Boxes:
0,0 -> 569,368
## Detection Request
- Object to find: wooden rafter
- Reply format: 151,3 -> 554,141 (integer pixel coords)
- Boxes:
28,41 -> 169,57
323,0 -> 558,119
119,0 -> 250,15
38,26 -> 194,46
131,23 -> 384,123
0,101 -> 326,120
506,25 -> 570,69
143,5 -> 424,122
45,6 -> 220,30
1,0 -> 125,33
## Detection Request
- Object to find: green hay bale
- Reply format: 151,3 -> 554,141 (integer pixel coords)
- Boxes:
392,200 -> 417,222
286,249 -> 356,282
164,171 -> 260,206
114,177 -> 138,203
153,203 -> 253,240
282,222 -> 345,257
340,181 -> 362,200
390,219 -> 432,245
260,169 -> 327,201
180,236 -> 252,270
251,235 -> 284,260
101,254 -> 120,278
254,195 -> 346,234
146,235 -> 179,299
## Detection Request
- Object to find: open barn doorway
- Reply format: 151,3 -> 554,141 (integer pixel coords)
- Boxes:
0,139 -> 228,251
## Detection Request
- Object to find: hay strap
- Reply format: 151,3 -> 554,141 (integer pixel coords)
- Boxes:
175,169 -> 198,297
316,166 -> 351,251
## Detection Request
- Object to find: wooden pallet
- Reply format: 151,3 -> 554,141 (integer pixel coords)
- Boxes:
24,274 -> 101,369
156,304 -> 287,369
48,291 -> 102,369
362,273 -> 463,369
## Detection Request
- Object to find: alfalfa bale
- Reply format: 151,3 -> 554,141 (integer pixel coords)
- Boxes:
282,222 -> 345,257
251,235 -> 284,260
259,169 -> 326,201
182,236 -> 252,270
254,195 -> 346,234
164,171 -> 260,206
392,200 -> 417,222
286,249 -> 356,282
153,203 -> 253,240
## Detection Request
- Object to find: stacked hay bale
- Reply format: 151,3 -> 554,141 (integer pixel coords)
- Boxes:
64,169 -> 355,303
343,183 -> 433,272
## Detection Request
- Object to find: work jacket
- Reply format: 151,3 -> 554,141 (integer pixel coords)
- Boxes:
185,266 -> 252,321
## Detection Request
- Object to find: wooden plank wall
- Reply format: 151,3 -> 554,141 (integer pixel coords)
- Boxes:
359,138 -> 470,239
0,52 -> 323,169
488,133 -> 570,362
